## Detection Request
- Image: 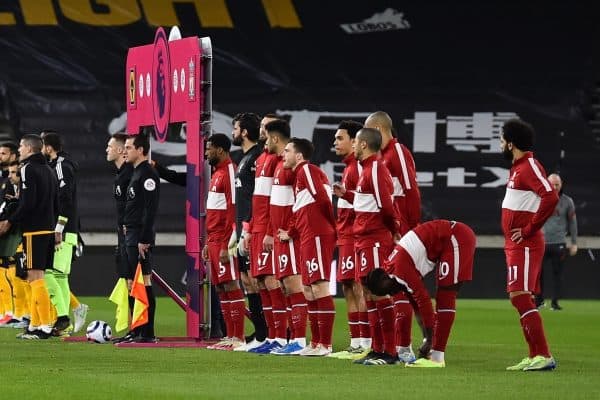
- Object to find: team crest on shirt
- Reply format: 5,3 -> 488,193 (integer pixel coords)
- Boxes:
508,171 -> 518,188
144,178 -> 156,191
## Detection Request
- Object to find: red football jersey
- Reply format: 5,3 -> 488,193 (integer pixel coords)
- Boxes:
269,158 -> 296,236
381,138 -> 421,232
347,154 -> 398,248
288,161 -> 336,243
501,152 -> 558,248
336,153 -> 361,246
248,149 -> 278,233
206,158 -> 236,247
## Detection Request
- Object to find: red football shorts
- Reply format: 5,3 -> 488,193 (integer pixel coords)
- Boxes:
250,231 -> 275,277
274,238 -> 300,280
208,242 -> 238,285
436,221 -> 476,287
504,243 -> 544,294
299,235 -> 335,285
337,243 -> 356,282
356,242 -> 393,280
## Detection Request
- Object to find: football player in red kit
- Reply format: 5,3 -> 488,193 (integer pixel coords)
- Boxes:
365,111 -> 421,362
241,115 -> 289,354
329,120 -> 372,360
500,119 -> 558,371
366,219 -> 476,368
202,134 -> 245,350
264,120 -> 308,355
335,128 -> 401,365
278,138 -> 336,356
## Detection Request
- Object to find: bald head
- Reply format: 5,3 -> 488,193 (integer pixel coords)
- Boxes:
365,111 -> 393,136
354,128 -> 382,161
547,173 -> 562,192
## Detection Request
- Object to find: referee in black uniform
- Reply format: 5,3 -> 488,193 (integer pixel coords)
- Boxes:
118,133 -> 160,343
0,134 -> 58,339
106,134 -> 134,282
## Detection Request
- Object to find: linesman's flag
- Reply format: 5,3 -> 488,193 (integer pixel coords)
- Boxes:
108,278 -> 129,332
130,263 -> 149,329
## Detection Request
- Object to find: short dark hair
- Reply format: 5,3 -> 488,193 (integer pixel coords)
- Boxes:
502,119 -> 535,151
8,160 -> 20,177
21,134 -> 43,153
232,113 -> 260,142
207,133 -> 231,153
338,120 -> 363,139
40,129 -> 58,138
127,133 -> 150,156
265,119 -> 290,139
0,142 -> 18,155
290,137 -> 314,160
357,128 -> 382,152
111,133 -> 129,145
42,132 -> 63,152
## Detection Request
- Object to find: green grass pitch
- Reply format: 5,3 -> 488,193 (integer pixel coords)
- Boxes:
2,298 -> 598,399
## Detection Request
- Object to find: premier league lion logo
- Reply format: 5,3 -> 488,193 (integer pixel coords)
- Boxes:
156,49 -> 166,117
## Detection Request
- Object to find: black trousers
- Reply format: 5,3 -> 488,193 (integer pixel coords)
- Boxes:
537,243 -> 567,304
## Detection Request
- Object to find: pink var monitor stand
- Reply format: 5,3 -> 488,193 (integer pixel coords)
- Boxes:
121,27 -> 213,347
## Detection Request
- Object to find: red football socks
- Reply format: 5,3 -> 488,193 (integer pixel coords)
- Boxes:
358,311 -> 370,340
348,311 -> 361,340
316,295 -> 335,347
376,298 -> 398,356
393,292 -> 413,347
288,292 -> 307,340
228,289 -> 246,341
268,287 -> 288,339
259,288 -> 275,339
217,291 -> 232,338
511,293 -> 551,357
366,300 -> 383,353
307,299 -> 320,346
432,289 -> 457,352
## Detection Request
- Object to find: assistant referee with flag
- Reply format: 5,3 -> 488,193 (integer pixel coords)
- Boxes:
0,134 -> 58,339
